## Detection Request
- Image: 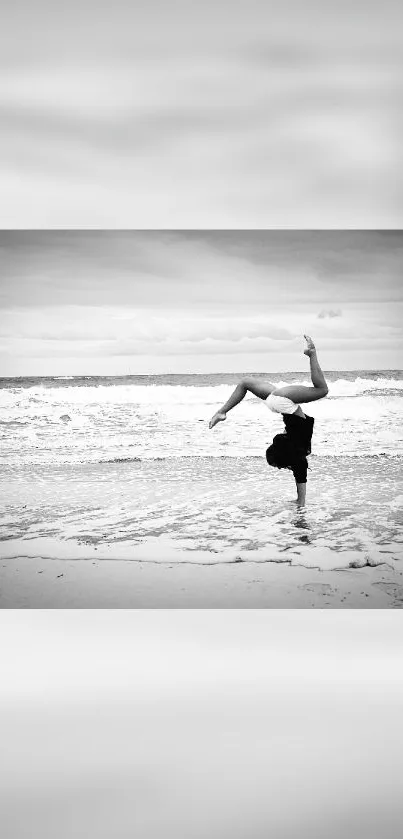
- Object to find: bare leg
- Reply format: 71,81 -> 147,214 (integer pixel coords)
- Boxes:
295,481 -> 306,506
209,377 -> 275,429
273,336 -> 329,405
305,336 -> 327,389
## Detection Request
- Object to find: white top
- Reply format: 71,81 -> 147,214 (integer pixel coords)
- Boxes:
266,393 -> 299,415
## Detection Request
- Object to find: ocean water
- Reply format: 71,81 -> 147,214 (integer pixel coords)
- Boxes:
1,371 -> 402,570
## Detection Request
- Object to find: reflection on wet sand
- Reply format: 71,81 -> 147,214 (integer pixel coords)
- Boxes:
293,510 -> 312,545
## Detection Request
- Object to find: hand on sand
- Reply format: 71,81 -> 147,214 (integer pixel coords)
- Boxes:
209,411 -> 227,429
303,334 -> 316,357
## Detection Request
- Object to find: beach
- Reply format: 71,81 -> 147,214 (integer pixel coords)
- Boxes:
1,370 -> 402,607
1,541 -> 403,608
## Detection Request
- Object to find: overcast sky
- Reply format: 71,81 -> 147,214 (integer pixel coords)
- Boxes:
1,0 -> 402,227
1,231 -> 402,375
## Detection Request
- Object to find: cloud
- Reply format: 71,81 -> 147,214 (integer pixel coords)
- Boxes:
1,231 -> 402,310
317,308 -> 342,319
1,231 -> 402,373
108,335 -> 294,358
0,2 -> 402,226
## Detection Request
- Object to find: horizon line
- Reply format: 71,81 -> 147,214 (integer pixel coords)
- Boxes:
1,368 -> 401,380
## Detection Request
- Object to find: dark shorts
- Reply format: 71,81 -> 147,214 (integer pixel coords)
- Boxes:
291,458 -> 308,483
266,412 -> 314,483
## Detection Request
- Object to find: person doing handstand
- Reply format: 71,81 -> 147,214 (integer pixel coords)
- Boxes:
209,335 -> 328,506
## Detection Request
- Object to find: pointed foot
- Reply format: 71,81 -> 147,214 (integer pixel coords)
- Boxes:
209,412 -> 227,429
303,334 -> 316,357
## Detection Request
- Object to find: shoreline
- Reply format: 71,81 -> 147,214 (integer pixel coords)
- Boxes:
1,552 -> 402,608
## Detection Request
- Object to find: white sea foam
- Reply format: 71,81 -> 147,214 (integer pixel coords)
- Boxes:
2,375 -> 403,404
1,375 -> 402,464
2,455 -> 402,569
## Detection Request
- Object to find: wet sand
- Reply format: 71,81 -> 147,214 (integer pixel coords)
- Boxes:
1,540 -> 402,608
